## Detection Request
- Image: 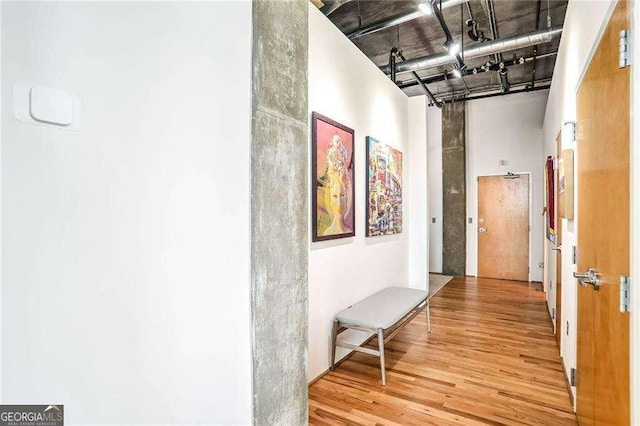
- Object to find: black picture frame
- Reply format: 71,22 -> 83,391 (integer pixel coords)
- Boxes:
311,112 -> 356,242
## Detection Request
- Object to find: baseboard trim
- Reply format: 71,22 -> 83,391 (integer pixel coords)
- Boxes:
545,301 -> 555,332
560,356 -> 576,408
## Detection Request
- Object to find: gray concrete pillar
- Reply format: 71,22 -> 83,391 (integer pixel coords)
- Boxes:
442,102 -> 466,276
251,0 -> 308,424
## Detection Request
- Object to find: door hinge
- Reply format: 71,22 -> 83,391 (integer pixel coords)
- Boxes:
572,246 -> 577,265
563,121 -> 577,145
566,320 -> 569,336
620,29 -> 631,68
570,368 -> 577,387
552,307 -> 556,319
620,275 -> 630,313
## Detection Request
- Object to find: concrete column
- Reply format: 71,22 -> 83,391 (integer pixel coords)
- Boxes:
251,0 -> 308,424
442,102 -> 466,276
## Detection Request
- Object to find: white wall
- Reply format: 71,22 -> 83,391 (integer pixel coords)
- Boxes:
427,91 -> 547,281
1,3 -> 252,424
466,91 -> 547,282
427,107 -> 443,273
541,0 -> 616,406
308,6 -> 426,381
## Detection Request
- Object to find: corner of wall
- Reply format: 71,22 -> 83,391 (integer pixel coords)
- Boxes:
0,0 -> 3,403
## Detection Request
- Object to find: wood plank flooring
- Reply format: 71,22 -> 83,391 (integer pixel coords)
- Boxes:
309,277 -> 576,425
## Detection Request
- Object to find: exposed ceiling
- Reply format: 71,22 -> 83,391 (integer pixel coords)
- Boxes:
314,0 -> 568,104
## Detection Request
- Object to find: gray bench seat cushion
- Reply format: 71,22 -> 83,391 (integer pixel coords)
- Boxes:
335,287 -> 428,330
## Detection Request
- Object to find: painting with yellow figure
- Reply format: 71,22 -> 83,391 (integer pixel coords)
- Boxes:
366,136 -> 402,237
311,112 -> 355,241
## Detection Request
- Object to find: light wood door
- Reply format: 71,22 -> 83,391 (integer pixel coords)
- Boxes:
576,0 -> 630,424
555,133 -> 563,348
478,175 -> 529,281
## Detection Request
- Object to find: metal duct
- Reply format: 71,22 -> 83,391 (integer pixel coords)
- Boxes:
382,26 -> 563,75
347,0 -> 469,40
397,51 -> 558,88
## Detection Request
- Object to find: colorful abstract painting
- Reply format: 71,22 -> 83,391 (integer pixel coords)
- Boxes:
366,137 -> 403,236
311,112 -> 355,241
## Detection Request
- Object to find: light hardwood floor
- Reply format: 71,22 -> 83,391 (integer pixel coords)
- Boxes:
309,277 -> 577,425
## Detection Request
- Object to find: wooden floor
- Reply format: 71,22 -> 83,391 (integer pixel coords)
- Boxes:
309,277 -> 576,425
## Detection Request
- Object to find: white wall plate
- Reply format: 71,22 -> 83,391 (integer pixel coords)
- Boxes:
13,80 -> 81,131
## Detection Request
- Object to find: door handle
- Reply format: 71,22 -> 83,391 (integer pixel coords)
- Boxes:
552,245 -> 562,251
478,227 -> 487,233
573,268 -> 600,290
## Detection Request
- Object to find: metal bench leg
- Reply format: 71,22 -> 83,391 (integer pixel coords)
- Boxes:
427,301 -> 431,333
377,328 -> 386,385
330,319 -> 339,371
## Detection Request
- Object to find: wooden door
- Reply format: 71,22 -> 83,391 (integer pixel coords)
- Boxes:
478,175 -> 529,281
576,0 -> 630,424
555,133 -> 563,348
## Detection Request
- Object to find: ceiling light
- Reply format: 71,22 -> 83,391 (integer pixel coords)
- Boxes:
452,68 -> 462,78
418,2 -> 432,15
447,42 -> 460,57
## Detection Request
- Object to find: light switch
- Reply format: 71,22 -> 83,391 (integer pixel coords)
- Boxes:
29,85 -> 74,126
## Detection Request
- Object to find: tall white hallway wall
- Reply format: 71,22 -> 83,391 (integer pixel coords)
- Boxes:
307,6 -> 428,382
1,3 -> 252,424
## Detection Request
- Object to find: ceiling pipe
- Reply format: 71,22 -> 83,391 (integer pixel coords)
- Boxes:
322,0 -> 353,16
397,51 -> 443,108
499,68 -> 510,92
485,0 -> 502,63
530,0 -> 543,88
381,26 -> 563,75
428,78 -> 551,104
429,0 -> 466,72
445,82 -> 551,104
397,51 -> 558,89
347,0 -> 469,40
485,0 -> 511,93
389,48 -> 398,83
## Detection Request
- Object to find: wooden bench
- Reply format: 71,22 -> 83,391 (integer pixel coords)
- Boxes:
330,287 -> 430,385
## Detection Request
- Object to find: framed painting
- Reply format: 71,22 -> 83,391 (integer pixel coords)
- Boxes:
311,112 -> 355,241
366,136 -> 403,236
545,155 -> 555,242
